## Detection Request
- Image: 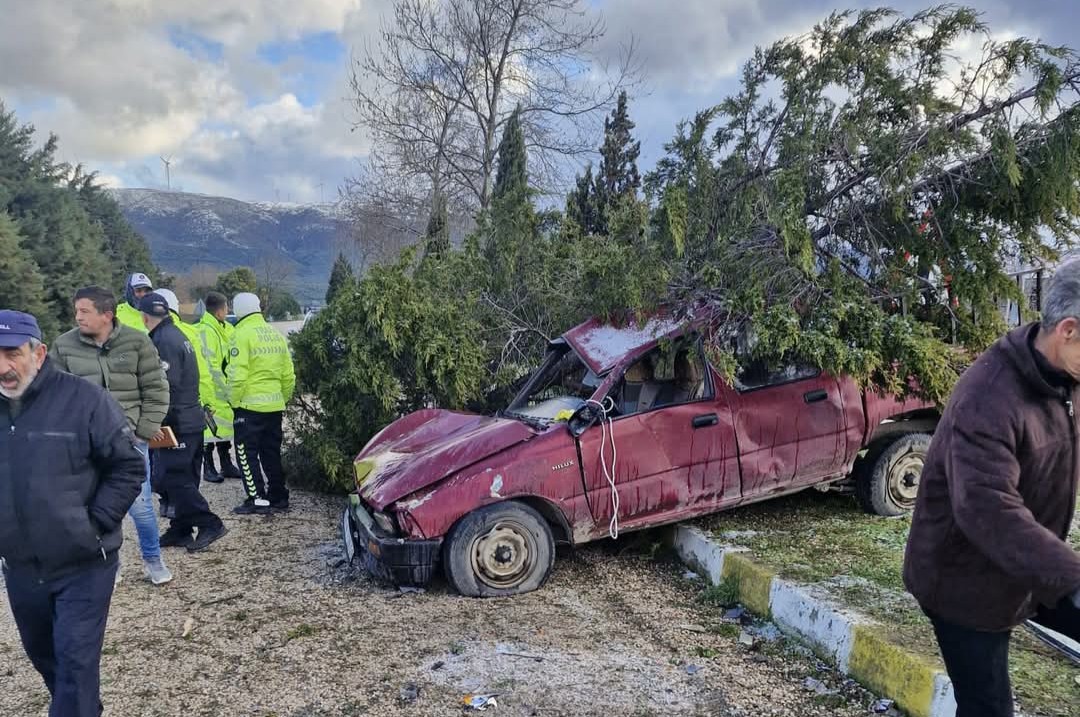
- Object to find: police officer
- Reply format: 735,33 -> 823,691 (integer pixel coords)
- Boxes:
116,273 -> 154,333
155,289 -> 221,483
140,293 -> 227,551
228,292 -> 295,515
196,292 -> 241,482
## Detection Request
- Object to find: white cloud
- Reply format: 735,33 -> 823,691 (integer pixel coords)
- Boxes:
0,0 -> 1071,205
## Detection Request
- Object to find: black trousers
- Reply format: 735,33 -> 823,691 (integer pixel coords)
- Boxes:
928,612 -> 1013,717
4,558 -> 118,717
204,441 -> 237,471
153,431 -> 221,534
929,599 -> 1080,717
234,408 -> 287,503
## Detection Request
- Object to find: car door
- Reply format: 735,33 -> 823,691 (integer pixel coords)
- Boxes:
722,358 -> 849,500
576,341 -> 741,536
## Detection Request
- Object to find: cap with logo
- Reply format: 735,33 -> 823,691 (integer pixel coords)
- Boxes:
139,292 -> 171,318
129,272 -> 153,290
0,310 -> 43,348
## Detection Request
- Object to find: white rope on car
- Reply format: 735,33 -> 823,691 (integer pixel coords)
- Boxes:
586,396 -> 620,539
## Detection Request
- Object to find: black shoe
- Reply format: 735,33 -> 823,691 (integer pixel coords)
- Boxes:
231,498 -> 271,515
159,530 -> 195,549
269,499 -> 290,513
188,524 -> 228,552
221,463 -> 242,479
204,468 -> 224,484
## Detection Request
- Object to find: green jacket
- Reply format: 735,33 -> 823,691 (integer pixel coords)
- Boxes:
116,302 -> 147,333
49,322 -> 169,440
227,313 -> 295,413
196,312 -> 235,441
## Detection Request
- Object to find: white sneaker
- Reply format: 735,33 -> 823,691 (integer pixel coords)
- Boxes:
143,557 -> 173,585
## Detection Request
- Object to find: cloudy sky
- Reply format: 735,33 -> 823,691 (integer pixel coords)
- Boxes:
0,1 -> 1072,204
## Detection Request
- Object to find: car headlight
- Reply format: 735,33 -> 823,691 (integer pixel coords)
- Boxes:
372,510 -> 396,534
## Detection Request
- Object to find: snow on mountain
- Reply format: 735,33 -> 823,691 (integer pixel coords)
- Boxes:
112,188 -> 348,303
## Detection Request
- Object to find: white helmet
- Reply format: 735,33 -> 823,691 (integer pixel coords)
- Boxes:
156,288 -> 180,314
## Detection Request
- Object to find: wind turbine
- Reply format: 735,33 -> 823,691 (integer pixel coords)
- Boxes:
160,156 -> 173,190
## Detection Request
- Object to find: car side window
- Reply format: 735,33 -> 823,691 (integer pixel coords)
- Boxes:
613,342 -> 712,415
734,359 -> 820,392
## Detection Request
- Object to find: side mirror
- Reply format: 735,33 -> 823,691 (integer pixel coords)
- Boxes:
567,404 -> 600,438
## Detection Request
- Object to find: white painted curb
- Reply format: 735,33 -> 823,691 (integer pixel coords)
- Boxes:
672,525 -> 956,717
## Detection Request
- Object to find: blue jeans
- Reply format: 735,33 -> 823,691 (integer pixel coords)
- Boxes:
127,440 -> 161,561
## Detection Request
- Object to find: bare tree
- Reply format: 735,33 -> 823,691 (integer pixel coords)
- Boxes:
349,0 -> 638,216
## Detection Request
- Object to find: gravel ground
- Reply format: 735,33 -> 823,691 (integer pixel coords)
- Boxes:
2,483 -> 884,717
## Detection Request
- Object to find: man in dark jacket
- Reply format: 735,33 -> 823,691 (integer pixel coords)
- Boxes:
904,260 -> 1080,717
0,310 -> 144,717
140,292 -> 227,552
51,285 -> 172,584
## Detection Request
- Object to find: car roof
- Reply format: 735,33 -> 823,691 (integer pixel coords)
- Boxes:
561,313 -> 689,376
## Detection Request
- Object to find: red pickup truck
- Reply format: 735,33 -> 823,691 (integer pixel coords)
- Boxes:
341,315 -> 939,596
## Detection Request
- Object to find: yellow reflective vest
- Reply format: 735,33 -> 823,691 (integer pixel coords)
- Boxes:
116,302 -> 147,333
227,313 -> 295,413
196,312 -> 235,441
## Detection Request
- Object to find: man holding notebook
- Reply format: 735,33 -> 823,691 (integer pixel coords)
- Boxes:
141,292 -> 227,552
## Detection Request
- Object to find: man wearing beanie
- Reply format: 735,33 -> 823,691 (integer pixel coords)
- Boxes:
141,292 -> 227,551
117,272 -> 154,333
228,292 -> 295,515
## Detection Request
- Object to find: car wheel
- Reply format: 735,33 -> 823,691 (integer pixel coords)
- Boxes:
443,501 -> 555,597
856,433 -> 931,517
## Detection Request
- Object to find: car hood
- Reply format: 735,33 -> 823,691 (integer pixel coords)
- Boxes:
356,409 -> 537,510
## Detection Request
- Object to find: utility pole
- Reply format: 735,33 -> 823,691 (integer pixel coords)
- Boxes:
160,156 -> 173,190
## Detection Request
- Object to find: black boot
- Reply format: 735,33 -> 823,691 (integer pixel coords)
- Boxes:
218,442 -> 242,479
203,444 -> 223,483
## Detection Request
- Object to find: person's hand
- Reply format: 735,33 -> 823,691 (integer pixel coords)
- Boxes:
150,429 -> 166,443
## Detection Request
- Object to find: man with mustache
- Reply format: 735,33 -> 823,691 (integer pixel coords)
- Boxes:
0,309 -> 145,717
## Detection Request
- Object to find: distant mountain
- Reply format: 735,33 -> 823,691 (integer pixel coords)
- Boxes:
112,188 -> 349,303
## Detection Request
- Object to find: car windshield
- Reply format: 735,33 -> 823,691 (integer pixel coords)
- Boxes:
506,344 -> 602,422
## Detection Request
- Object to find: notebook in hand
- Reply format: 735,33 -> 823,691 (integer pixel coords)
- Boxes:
147,426 -> 178,449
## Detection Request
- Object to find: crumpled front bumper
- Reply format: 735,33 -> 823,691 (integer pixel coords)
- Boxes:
341,495 -> 442,586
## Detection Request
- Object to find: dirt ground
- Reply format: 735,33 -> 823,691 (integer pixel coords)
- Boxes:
1,483 -> 888,717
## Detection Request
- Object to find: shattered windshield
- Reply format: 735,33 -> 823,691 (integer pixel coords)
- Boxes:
506,344 -> 602,421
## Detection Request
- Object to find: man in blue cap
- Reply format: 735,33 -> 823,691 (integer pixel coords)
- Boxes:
0,309 -> 145,717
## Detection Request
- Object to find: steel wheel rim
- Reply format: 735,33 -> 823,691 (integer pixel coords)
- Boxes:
470,519 -> 536,589
889,450 -> 924,507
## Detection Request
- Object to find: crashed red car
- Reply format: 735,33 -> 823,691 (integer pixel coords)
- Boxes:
341,316 -> 938,597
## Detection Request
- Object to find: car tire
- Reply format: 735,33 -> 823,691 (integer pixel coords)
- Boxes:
443,501 -> 555,598
856,433 -> 931,517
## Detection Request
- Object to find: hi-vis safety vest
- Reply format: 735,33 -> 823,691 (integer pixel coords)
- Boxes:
226,313 -> 295,413
196,312 -> 235,441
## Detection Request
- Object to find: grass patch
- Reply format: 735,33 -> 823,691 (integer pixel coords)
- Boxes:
284,623 -> 319,643
708,623 -> 742,639
697,575 -> 741,608
449,641 -> 466,655
695,490 -> 1080,717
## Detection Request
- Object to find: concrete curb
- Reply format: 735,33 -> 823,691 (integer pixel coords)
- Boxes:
671,525 -> 956,717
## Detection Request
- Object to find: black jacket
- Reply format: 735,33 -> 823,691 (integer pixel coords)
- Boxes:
149,316 -> 204,435
0,359 -> 145,580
